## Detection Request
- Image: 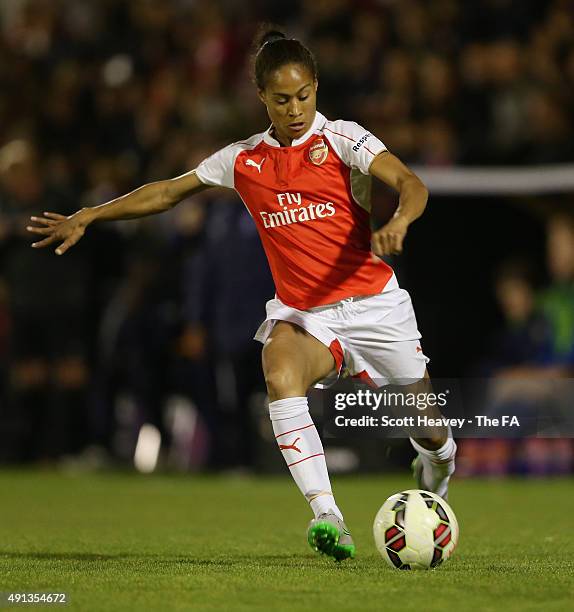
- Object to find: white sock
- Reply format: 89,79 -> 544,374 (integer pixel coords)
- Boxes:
410,433 -> 457,499
269,396 -> 343,520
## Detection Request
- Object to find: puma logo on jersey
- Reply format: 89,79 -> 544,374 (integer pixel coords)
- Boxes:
245,158 -> 265,173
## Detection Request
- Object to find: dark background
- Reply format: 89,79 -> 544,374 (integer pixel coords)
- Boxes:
0,0 -> 572,474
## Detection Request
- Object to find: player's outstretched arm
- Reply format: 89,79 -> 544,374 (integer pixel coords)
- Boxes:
27,170 -> 210,255
368,152 -> 429,256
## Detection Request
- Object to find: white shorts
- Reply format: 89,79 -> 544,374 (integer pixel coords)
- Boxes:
254,274 -> 429,388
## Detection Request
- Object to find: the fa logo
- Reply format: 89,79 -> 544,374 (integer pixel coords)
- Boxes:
308,138 -> 328,166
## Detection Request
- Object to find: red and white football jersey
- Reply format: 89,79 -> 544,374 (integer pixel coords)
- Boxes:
195,111 -> 394,309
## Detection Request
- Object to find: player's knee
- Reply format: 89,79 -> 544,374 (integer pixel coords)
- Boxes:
264,368 -> 304,402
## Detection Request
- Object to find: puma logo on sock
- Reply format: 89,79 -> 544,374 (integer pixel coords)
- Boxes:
279,437 -> 301,453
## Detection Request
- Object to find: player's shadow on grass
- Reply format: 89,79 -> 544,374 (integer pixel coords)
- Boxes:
0,552 -> 306,567
0,552 -> 131,561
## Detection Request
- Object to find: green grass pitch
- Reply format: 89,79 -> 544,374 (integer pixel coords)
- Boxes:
0,470 -> 573,611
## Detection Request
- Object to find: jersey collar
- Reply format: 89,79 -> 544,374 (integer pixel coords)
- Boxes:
263,111 -> 327,147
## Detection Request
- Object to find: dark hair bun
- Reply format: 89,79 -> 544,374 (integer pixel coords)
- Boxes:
251,25 -> 317,89
258,30 -> 286,51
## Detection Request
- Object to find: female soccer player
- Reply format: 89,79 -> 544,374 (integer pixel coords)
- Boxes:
27,30 -> 456,561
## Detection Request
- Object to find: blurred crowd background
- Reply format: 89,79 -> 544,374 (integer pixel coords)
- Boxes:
0,0 -> 573,474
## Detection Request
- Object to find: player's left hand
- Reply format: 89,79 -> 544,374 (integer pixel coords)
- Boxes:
371,216 -> 409,256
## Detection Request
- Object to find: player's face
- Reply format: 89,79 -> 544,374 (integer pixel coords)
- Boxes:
258,63 -> 318,145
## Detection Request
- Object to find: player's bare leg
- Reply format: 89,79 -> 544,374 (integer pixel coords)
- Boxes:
262,321 -> 355,560
392,370 -> 457,499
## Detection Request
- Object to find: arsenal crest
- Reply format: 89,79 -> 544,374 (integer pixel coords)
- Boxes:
308,138 -> 328,165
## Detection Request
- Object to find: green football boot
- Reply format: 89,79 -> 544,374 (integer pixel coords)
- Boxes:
307,512 -> 355,562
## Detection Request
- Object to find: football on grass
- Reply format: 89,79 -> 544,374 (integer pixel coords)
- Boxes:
373,489 -> 459,570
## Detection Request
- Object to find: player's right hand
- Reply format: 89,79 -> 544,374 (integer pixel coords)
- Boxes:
27,209 -> 91,255
371,215 -> 409,256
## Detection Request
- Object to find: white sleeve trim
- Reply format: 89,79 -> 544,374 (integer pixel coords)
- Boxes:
195,133 -> 264,189
323,120 -> 387,175
195,143 -> 241,189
